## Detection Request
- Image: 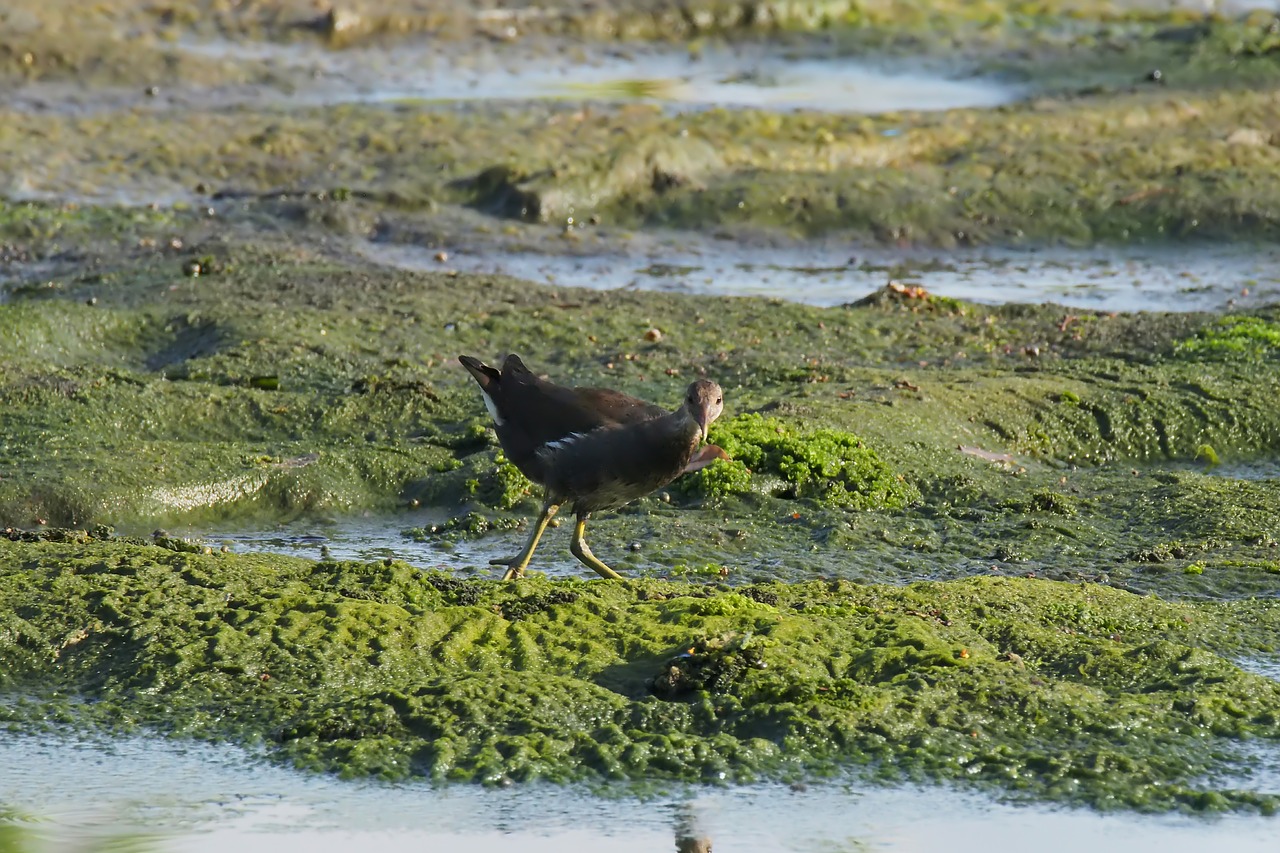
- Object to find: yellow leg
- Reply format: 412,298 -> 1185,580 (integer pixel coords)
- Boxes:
569,513 -> 623,580
491,501 -> 558,580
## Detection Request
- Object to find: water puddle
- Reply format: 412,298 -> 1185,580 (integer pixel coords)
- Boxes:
1237,657 -> 1280,682
368,47 -> 1017,114
164,515 -> 586,578
1202,460 -> 1280,480
2,732 -> 1278,853
166,40 -> 1019,115
1160,459 -> 1280,480
362,238 -> 1280,313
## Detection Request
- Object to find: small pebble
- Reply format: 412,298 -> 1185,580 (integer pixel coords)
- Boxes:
644,327 -> 663,343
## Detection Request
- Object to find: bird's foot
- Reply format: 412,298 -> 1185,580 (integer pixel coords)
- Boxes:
489,556 -> 528,580
569,530 -> 624,580
490,501 -> 559,581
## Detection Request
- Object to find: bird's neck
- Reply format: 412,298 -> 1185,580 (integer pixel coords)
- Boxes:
668,405 -> 705,448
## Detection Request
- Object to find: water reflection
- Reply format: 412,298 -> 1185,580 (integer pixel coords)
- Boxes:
2,733 -> 1280,853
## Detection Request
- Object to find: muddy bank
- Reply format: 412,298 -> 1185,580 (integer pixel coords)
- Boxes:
4,0 -> 1280,248
5,83 -> 1279,245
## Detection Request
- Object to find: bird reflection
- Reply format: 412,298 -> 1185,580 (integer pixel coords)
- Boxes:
674,801 -> 713,852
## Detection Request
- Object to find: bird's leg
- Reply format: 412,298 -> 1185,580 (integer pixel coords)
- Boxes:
569,512 -> 623,580
490,500 -> 559,580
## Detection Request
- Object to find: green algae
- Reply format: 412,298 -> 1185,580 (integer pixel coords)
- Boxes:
682,413 -> 921,509
1176,314 -> 1280,360
2,537 -> 1280,810
0,200 -> 182,263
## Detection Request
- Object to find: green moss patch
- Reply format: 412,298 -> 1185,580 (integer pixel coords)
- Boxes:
681,414 -> 921,510
2,538 -> 1279,811
1176,315 -> 1280,360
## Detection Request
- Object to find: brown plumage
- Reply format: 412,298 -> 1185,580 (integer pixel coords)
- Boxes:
459,354 -> 726,579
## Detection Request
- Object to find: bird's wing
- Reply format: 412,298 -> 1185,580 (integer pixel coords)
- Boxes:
571,386 -> 667,424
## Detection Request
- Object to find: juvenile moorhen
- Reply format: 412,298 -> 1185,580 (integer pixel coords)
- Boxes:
459,354 -> 726,579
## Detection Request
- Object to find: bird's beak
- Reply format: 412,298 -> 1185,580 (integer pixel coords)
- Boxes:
694,406 -> 710,444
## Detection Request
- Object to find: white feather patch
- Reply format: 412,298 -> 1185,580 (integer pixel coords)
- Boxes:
543,432 -> 585,453
481,391 -> 504,426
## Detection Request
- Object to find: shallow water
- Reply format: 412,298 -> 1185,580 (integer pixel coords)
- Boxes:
177,451 -> 1279,582
363,238 -> 1280,313
1163,459 -> 1280,480
1237,657 -> 1280,682
371,48 -> 1019,114
2,733 -> 1278,853
168,39 -> 1019,115
191,514 -> 573,575
173,515 -> 595,579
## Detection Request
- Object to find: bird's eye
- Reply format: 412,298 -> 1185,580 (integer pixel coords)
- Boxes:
716,397 -> 722,404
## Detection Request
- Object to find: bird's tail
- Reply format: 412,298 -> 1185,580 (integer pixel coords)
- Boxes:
502,353 -> 531,376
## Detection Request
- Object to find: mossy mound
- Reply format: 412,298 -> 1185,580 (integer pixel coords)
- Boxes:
681,415 -> 921,510
1176,315 -> 1280,361
3,538 -> 1280,811
409,449 -> 537,513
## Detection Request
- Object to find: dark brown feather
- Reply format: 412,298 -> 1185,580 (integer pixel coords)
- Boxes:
539,410 -> 703,513
458,354 -> 668,484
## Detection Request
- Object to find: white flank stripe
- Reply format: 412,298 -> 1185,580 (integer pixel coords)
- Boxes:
544,432 -> 585,453
481,391 -> 504,426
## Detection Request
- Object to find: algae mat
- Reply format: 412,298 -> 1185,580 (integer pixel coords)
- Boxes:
2,537 -> 1280,812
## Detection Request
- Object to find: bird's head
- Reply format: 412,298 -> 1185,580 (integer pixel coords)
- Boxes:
683,379 -> 724,443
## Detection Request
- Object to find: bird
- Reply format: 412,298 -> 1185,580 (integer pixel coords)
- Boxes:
458,354 -> 727,579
